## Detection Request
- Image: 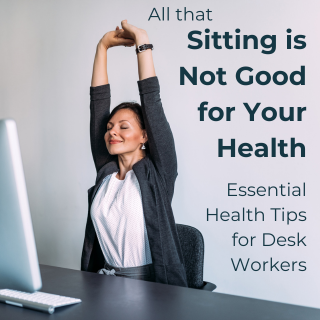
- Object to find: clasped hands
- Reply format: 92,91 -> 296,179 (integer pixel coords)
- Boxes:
99,20 -> 149,50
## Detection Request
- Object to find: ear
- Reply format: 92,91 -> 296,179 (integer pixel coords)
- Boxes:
142,129 -> 148,143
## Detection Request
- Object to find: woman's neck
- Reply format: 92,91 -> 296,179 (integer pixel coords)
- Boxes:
116,150 -> 146,180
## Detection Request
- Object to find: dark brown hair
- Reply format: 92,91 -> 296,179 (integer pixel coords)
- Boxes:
106,102 -> 149,152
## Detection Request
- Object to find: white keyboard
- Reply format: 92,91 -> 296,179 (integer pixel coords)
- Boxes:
0,289 -> 81,314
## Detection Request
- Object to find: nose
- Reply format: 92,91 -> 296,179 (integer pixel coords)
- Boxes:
108,127 -> 118,137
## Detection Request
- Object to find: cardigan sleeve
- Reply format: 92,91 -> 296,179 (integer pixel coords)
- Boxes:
137,76 -> 178,191
90,84 -> 117,173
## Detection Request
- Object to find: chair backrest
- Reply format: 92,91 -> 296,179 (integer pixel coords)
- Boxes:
176,224 -> 204,289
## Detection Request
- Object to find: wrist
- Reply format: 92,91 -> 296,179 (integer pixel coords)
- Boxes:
134,31 -> 149,46
97,41 -> 109,51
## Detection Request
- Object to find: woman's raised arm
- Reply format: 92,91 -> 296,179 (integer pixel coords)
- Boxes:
119,20 -> 156,81
90,28 -> 135,172
121,20 -> 178,196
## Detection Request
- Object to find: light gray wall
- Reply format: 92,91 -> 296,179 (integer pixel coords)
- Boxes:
1,0 -> 319,308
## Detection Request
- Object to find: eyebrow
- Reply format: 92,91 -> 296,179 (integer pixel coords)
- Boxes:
108,120 -> 130,125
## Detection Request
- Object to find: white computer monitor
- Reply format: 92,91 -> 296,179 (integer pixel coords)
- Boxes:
0,119 -> 42,292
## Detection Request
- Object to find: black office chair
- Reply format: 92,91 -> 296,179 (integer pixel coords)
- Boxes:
176,224 -> 217,291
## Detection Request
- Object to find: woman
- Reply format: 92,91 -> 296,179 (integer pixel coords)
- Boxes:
81,20 -> 188,287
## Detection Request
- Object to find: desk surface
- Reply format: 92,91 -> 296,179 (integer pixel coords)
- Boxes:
0,264 -> 319,320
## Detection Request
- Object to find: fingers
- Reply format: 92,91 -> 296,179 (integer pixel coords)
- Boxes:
117,30 -> 134,41
115,28 -> 123,35
121,19 -> 127,28
122,38 -> 135,47
122,37 -> 135,47
124,38 -> 135,43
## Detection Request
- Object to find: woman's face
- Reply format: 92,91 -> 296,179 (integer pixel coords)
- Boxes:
104,109 -> 147,155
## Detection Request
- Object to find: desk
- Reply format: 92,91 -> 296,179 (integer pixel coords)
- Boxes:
0,264 -> 319,320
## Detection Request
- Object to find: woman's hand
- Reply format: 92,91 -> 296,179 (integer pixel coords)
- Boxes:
120,20 -> 149,46
99,26 -> 135,50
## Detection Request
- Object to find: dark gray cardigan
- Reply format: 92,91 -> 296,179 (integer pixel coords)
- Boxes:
81,76 -> 188,287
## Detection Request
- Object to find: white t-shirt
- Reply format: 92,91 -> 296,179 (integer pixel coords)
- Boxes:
90,170 -> 153,268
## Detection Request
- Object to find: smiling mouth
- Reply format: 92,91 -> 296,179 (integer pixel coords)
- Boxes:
109,140 -> 123,144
